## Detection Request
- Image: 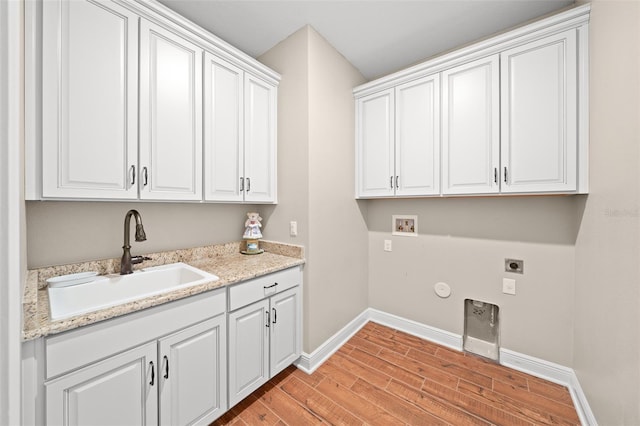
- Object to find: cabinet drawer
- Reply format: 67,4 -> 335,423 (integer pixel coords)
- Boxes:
228,267 -> 301,311
45,288 -> 225,380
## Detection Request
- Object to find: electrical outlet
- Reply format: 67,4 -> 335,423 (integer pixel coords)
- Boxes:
384,240 -> 392,252
503,278 -> 516,295
505,258 -> 524,274
289,221 -> 297,237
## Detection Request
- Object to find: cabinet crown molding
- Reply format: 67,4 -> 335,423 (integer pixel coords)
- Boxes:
354,3 -> 590,98
122,0 -> 281,85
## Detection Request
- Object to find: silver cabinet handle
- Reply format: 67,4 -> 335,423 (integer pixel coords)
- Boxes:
163,355 -> 169,379
240,177 -> 244,192
246,177 -> 251,192
130,165 -> 136,186
265,310 -> 270,328
142,167 -> 148,187
272,307 -> 277,324
504,167 -> 508,184
390,176 -> 394,189
494,168 -> 498,184
395,176 -> 399,189
149,361 -> 155,386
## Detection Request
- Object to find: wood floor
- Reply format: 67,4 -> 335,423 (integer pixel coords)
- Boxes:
212,322 -> 580,425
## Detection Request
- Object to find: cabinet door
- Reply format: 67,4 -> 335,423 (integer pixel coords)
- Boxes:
500,30 -> 577,193
159,316 -> 227,426
356,89 -> 395,198
442,55 -> 500,195
46,342 -> 157,426
42,0 -> 138,199
139,20 -> 203,200
228,299 -> 269,408
269,287 -> 301,376
395,75 -> 440,196
244,74 -> 277,203
203,54 -> 244,202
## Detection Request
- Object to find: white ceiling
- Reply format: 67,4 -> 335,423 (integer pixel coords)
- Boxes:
156,0 -> 575,80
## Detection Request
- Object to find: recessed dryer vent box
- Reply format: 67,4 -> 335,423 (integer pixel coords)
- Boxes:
463,299 -> 499,361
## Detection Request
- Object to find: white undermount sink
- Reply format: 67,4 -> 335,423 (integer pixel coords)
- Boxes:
47,262 -> 219,321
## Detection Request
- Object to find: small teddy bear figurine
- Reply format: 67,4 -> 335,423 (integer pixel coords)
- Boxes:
243,212 -> 263,239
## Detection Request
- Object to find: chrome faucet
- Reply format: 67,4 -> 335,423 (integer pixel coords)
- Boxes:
120,209 -> 150,275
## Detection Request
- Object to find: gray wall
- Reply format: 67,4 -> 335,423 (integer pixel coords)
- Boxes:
259,26 -> 369,353
26,201 -> 264,267
573,1 -> 640,423
367,196 -> 583,365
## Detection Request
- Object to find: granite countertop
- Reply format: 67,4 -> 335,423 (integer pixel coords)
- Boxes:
23,241 -> 305,341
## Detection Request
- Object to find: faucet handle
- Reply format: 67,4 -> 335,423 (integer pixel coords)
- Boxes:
131,255 -> 152,265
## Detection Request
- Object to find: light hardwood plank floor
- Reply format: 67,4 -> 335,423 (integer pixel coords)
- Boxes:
213,322 -> 579,425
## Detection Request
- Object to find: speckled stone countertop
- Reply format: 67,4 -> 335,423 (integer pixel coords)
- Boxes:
23,241 -> 304,341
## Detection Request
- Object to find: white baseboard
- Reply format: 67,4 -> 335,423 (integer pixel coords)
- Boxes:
296,308 -> 597,425
367,308 -> 463,351
500,349 -> 597,425
294,308 -> 370,374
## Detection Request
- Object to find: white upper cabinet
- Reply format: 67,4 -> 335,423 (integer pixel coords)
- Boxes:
356,89 -> 395,197
243,74 -> 278,203
203,54 -> 244,202
203,61 -> 277,203
31,0 -> 280,202
356,76 -> 440,198
42,0 -> 139,199
395,75 -> 441,196
353,5 -> 589,198
500,29 -> 577,193
139,20 -> 203,201
441,55 -> 500,195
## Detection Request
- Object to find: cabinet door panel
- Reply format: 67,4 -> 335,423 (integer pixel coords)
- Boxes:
442,55 -> 500,194
356,89 -> 395,197
395,75 -> 440,196
204,54 -> 244,202
270,288 -> 301,376
228,299 -> 269,407
501,30 -> 577,193
159,316 -> 227,426
46,342 -> 157,426
244,74 -> 277,203
42,0 -> 138,199
140,20 -> 203,200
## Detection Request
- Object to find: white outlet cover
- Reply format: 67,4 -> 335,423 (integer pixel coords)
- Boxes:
503,278 -> 516,295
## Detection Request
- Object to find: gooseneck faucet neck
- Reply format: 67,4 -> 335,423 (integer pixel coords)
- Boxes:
121,209 -> 147,275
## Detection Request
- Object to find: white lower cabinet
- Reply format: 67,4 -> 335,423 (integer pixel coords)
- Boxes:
44,289 -> 227,426
40,268 -> 303,425
158,317 -> 227,426
228,267 -> 302,408
46,342 -> 158,425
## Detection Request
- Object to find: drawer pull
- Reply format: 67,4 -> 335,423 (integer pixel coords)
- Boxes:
265,310 -> 270,328
263,282 -> 278,290
163,355 -> 169,379
272,307 -> 277,324
149,361 -> 155,386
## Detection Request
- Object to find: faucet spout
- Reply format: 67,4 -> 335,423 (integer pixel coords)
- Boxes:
121,209 -> 147,275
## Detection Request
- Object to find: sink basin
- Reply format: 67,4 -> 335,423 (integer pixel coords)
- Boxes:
48,262 -> 219,321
